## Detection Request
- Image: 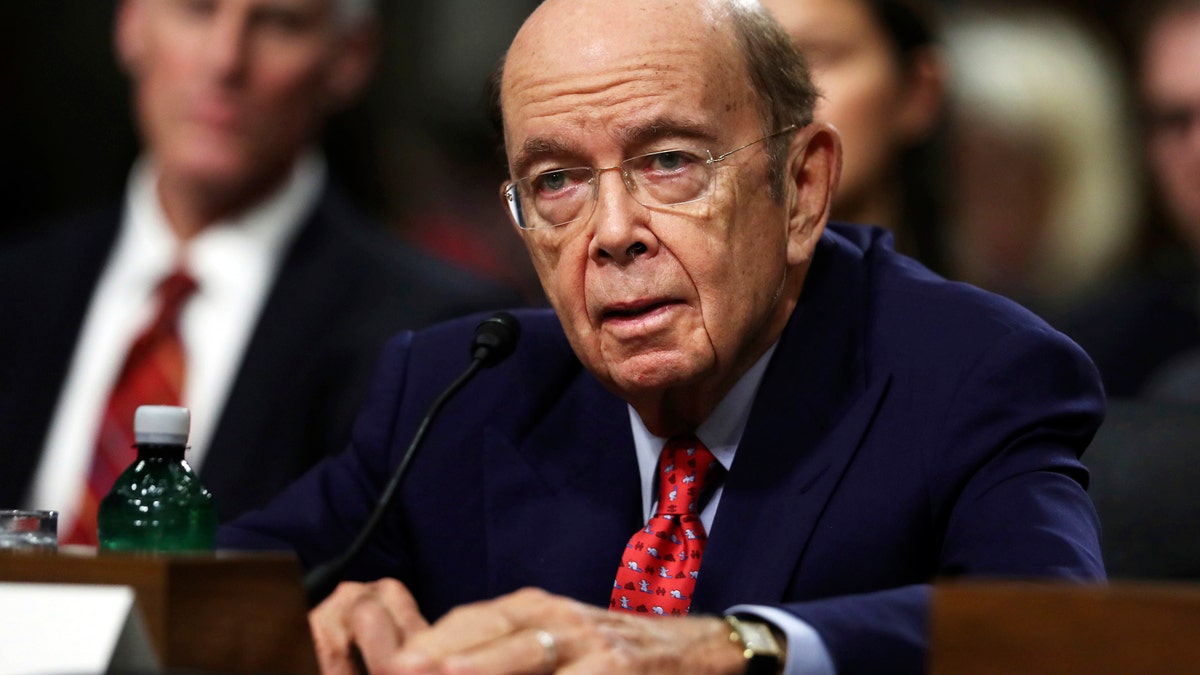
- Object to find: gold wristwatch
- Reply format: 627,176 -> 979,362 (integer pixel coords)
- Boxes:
724,615 -> 786,675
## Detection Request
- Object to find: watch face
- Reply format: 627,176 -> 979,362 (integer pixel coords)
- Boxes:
726,616 -> 785,674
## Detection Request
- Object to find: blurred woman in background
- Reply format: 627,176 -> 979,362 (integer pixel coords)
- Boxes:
762,0 -> 948,269
941,5 -> 1140,316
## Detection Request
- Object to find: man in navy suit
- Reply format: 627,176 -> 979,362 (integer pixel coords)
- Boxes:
0,0 -> 512,532
222,0 -> 1105,672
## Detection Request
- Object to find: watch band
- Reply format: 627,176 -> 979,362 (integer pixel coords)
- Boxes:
725,614 -> 786,675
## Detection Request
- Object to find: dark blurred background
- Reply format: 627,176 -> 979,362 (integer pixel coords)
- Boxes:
0,0 -> 1151,301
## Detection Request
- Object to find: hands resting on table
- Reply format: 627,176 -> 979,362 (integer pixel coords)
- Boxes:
310,579 -> 747,674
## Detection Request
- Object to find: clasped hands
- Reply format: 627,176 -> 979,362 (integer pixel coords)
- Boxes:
310,579 -> 747,674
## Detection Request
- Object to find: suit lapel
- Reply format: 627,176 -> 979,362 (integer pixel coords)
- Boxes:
693,230 -> 892,612
694,378 -> 890,611
201,196 -> 346,492
482,373 -> 642,608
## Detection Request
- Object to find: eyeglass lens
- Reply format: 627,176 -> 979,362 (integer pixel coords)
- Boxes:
511,149 -> 712,229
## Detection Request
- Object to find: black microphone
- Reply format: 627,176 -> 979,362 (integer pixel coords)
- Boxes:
471,311 -> 520,366
303,311 -> 521,606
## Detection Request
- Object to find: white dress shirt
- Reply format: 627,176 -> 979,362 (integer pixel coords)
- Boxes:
627,344 -> 836,675
27,153 -> 324,535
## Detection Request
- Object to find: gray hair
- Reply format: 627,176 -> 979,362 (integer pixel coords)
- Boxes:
726,1 -> 818,199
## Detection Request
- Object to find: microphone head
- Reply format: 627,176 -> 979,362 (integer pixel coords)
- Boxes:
471,311 -> 521,367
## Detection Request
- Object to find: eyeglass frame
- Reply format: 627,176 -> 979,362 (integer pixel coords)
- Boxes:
499,124 -> 799,231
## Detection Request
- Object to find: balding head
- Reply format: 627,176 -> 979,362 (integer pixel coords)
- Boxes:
503,0 -> 744,131
510,0 -> 732,59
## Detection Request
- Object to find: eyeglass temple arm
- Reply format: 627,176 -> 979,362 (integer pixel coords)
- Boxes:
707,124 -> 799,164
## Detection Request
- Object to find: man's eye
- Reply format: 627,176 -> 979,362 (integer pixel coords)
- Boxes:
1150,107 -> 1196,137
639,151 -> 703,179
651,151 -> 692,171
534,170 -> 570,193
255,7 -> 312,34
531,169 -> 591,199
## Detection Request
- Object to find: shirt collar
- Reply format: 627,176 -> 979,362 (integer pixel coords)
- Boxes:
628,342 -> 779,514
118,151 -> 324,289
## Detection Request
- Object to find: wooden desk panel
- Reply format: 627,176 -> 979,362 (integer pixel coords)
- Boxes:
932,581 -> 1200,674
0,549 -> 317,673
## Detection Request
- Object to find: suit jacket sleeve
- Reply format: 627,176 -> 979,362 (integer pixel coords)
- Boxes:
778,324 -> 1105,674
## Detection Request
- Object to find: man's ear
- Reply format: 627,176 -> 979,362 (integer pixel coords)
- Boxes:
114,0 -> 147,77
324,19 -> 380,110
784,122 -> 842,266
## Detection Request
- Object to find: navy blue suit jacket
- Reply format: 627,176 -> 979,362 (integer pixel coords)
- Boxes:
222,224 -> 1106,673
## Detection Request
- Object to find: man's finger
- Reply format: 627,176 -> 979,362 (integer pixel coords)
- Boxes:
309,582 -> 370,675
435,627 -> 563,675
370,577 -> 430,636
347,596 -> 407,674
308,579 -> 428,674
400,591 -> 526,659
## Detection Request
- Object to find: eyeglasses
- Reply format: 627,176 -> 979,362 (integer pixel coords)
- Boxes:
500,125 -> 797,230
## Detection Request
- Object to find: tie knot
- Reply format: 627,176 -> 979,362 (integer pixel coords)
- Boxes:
159,267 -> 197,302
154,268 -> 198,325
655,435 -> 721,518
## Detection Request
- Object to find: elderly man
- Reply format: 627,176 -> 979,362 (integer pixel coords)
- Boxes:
222,0 -> 1105,672
0,0 -> 510,541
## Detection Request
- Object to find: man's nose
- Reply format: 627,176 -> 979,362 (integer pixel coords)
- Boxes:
206,12 -> 251,80
588,169 -> 658,265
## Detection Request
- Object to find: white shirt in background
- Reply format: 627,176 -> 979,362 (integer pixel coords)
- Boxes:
27,153 -> 324,534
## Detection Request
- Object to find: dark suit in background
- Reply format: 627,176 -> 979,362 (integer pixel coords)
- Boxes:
222,225 -> 1106,673
1057,267 -> 1200,397
0,186 -> 515,521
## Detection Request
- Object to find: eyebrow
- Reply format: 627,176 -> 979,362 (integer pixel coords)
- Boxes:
512,138 -> 578,179
616,118 -> 716,149
510,117 -> 718,178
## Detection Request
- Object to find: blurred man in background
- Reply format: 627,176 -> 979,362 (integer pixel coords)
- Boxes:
0,0 -> 512,541
1060,0 -> 1200,396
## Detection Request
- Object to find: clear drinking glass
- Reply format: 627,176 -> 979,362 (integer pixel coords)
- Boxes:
0,509 -> 58,551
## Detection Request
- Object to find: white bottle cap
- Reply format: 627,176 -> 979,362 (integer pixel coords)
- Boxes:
134,405 -> 190,445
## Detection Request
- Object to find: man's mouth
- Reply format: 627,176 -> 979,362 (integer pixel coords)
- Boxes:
602,299 -> 679,321
190,98 -> 243,131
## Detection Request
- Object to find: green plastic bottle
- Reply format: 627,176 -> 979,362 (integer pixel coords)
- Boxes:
97,405 -> 217,552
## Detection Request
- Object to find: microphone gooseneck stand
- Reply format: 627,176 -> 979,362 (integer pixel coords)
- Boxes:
303,312 -> 521,606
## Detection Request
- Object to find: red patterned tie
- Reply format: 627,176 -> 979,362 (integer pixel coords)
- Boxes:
61,267 -> 197,546
610,435 -> 723,616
